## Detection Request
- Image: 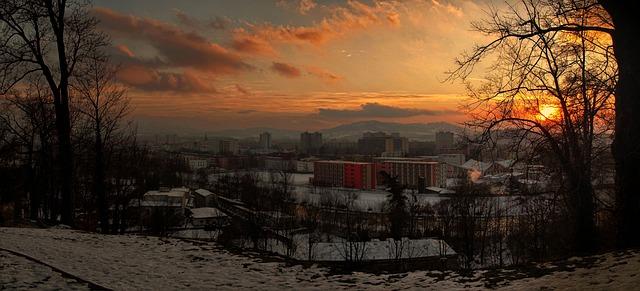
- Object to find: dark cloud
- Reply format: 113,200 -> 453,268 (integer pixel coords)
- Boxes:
173,9 -> 199,29
93,7 -> 251,74
117,64 -> 216,93
231,34 -> 277,56
276,0 -> 317,15
271,62 -> 301,78
237,109 -> 257,114
174,9 -> 229,30
319,103 -> 456,118
209,16 -> 230,30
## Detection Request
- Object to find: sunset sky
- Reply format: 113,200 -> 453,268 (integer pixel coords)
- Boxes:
92,0 -> 496,132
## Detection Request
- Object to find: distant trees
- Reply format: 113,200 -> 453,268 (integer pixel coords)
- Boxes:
0,80 -> 56,219
450,0 -> 616,253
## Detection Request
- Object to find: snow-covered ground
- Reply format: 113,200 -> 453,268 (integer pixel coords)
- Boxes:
1,227 -> 639,290
0,250 -> 91,290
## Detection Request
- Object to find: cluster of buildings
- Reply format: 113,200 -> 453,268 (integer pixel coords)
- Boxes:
312,154 -> 548,194
130,187 -> 228,230
312,156 -> 447,191
160,129 -> 550,195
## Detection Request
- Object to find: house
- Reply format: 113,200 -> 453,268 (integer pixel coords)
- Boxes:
192,188 -> 215,207
130,187 -> 193,230
187,207 -> 228,228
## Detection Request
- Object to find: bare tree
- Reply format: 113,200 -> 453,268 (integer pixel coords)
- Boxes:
448,0 -> 640,249
0,79 -> 56,220
75,50 -> 129,233
450,0 -> 615,253
1,0 -> 108,225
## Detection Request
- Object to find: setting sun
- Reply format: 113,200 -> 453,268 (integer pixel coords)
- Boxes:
536,104 -> 561,121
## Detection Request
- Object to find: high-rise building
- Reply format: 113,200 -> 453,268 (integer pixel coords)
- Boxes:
219,139 -> 239,155
435,131 -> 455,153
259,132 -> 272,151
313,160 -> 376,190
358,132 -> 408,156
343,162 -> 376,190
313,161 -> 344,187
376,161 -> 440,191
300,131 -> 322,154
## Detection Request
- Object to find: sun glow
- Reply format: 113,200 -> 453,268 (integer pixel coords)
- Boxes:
536,104 -> 561,121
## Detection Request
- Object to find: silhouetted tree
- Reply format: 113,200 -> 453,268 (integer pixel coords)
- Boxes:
1,0 -> 108,225
75,50 -> 129,233
450,0 -> 615,253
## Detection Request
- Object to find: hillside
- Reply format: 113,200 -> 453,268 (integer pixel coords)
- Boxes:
1,227 -> 638,290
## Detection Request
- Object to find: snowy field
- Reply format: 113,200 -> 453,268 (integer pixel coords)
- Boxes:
1,227 -> 639,290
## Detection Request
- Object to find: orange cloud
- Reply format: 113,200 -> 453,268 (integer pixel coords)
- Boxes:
114,44 -> 135,57
93,7 -> 251,74
271,62 -> 302,78
118,65 -> 215,93
430,0 -> 464,18
306,66 -> 343,83
231,34 -> 277,56
231,0 -> 399,55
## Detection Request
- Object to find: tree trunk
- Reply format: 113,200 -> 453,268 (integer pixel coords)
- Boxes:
572,176 -> 596,253
600,1 -> 640,248
95,125 -> 108,233
54,100 -> 74,225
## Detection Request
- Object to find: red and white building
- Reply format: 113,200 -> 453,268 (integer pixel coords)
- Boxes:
313,161 -> 376,190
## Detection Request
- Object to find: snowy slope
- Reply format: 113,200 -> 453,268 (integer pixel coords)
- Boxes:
1,227 -> 638,290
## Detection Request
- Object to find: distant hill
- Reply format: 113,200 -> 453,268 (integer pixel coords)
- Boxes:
207,127 -> 301,140
137,118 -> 463,141
321,120 -> 463,141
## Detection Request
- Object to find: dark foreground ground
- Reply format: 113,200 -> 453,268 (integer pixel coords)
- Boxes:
1,227 -> 638,290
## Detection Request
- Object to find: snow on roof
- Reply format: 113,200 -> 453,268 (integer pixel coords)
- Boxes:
171,187 -> 190,193
137,200 -> 184,207
194,189 -> 213,197
144,187 -> 190,198
425,187 -> 456,194
461,159 -> 493,172
189,207 -> 227,219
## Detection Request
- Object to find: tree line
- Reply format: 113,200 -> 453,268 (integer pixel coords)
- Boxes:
0,0 -> 195,232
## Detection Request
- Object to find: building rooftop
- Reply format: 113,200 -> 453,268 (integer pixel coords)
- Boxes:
144,190 -> 188,198
189,207 -> 227,219
194,189 -> 214,197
